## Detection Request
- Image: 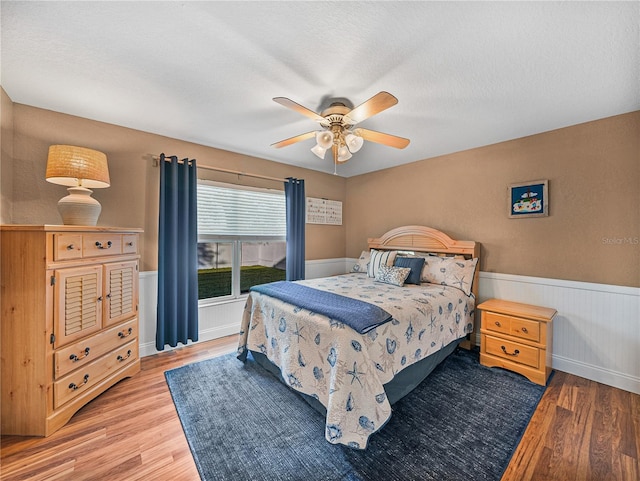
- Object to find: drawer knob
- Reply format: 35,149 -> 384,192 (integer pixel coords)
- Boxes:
521,327 -> 529,334
501,345 -> 520,357
118,327 -> 133,339
69,347 -> 90,362
69,374 -> 90,391
95,240 -> 113,249
66,244 -> 75,250
117,350 -> 132,362
494,321 -> 502,327
126,242 -> 134,247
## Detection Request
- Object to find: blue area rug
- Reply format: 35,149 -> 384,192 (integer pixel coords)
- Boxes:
165,348 -> 546,481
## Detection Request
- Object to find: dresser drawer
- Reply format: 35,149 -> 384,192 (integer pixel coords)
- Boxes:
484,335 -> 539,369
483,311 -> 540,343
83,234 -> 123,257
54,339 -> 138,409
54,234 -> 83,261
54,318 -> 138,379
122,234 -> 138,254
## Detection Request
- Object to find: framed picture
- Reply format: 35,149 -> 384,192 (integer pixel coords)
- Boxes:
508,180 -> 549,218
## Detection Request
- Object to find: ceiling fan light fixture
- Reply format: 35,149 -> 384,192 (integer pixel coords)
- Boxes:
337,145 -> 352,163
345,132 -> 364,153
311,144 -> 327,159
315,130 -> 334,150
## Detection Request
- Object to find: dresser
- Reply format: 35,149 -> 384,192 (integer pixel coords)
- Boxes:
1,225 -> 142,436
478,298 -> 556,386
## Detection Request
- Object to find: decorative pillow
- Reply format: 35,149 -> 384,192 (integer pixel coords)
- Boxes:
374,265 -> 411,287
393,256 -> 425,285
421,256 -> 478,296
367,249 -> 398,278
350,250 -> 371,274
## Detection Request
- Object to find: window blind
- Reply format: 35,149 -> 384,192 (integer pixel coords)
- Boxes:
197,182 -> 286,237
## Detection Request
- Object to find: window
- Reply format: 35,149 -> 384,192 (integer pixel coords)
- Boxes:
197,181 -> 286,301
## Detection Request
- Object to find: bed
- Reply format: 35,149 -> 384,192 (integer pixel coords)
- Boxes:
237,225 -> 480,449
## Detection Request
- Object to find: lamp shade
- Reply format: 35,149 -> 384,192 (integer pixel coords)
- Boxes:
315,130 -> 334,150
46,145 -> 110,188
337,145 -> 352,163
345,132 -> 364,153
311,144 -> 327,159
45,145 -> 110,226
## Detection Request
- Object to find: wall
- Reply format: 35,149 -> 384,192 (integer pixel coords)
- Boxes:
8,103 -> 347,270
0,88 -> 14,223
3,94 -> 639,394
346,111 -> 640,288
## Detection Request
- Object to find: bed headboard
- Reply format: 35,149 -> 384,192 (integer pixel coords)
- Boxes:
367,225 -> 481,348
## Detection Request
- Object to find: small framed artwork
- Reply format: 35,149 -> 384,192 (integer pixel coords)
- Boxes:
508,180 -> 549,218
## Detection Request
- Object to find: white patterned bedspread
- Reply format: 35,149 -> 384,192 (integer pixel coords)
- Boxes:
237,273 -> 475,449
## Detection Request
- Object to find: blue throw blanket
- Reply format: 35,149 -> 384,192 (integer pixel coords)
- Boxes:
250,281 -> 393,334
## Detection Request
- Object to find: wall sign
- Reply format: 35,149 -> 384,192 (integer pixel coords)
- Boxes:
306,197 -> 342,225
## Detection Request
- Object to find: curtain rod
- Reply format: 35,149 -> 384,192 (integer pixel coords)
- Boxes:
152,155 -> 286,183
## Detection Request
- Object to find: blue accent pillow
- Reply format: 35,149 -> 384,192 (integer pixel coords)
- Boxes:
394,256 -> 426,285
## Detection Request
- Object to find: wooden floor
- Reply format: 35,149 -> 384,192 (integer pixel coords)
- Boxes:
1,336 -> 638,481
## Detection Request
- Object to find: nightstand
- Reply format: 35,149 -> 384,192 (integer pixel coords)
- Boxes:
478,298 -> 556,386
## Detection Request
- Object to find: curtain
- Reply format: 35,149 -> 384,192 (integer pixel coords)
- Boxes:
156,154 -> 199,350
284,177 -> 305,281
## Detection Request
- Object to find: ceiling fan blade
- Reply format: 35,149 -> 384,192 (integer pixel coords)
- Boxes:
273,97 -> 327,124
271,131 -> 317,148
342,91 -> 398,125
354,128 -> 410,149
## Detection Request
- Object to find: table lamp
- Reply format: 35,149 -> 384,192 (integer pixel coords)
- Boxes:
45,145 -> 110,225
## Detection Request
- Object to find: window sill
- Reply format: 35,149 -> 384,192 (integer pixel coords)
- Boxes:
198,294 -> 249,309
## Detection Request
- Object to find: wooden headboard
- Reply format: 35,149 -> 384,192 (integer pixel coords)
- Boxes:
367,225 -> 481,348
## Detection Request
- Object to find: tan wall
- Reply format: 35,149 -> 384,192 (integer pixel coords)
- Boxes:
8,103 -> 346,271
1,87 -> 14,224
346,111 -> 640,287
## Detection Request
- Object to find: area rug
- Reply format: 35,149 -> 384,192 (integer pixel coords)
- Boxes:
165,348 -> 546,481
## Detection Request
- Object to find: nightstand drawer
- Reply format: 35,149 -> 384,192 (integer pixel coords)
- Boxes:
484,311 -> 540,343
510,317 -> 540,342
484,335 -> 539,369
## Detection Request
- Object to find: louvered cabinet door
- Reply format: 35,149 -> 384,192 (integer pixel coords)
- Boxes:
103,260 -> 138,327
54,265 -> 104,348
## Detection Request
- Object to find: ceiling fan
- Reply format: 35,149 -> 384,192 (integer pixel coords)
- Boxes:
271,91 -> 410,169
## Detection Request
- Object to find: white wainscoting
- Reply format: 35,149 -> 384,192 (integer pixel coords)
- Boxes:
138,258 -> 352,358
479,272 -> 640,395
140,261 -> 639,395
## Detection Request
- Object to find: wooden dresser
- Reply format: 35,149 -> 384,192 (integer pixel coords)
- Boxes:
478,298 -> 556,386
1,225 -> 142,436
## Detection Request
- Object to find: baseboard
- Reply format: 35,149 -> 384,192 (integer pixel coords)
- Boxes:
139,321 -> 240,358
552,354 -> 640,395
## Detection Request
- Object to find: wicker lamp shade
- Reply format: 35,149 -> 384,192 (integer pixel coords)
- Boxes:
45,145 -> 111,226
46,145 -> 110,188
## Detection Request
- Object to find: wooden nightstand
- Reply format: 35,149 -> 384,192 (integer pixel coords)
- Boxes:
478,298 -> 556,386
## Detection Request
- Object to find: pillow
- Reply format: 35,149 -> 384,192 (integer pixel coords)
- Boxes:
350,250 -> 371,274
393,256 -> 425,285
374,265 -> 411,287
421,256 -> 478,296
367,249 -> 398,278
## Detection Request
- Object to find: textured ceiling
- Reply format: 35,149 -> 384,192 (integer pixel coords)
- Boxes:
1,1 -> 638,177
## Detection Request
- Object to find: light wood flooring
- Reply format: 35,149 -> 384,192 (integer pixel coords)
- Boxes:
1,335 -> 638,481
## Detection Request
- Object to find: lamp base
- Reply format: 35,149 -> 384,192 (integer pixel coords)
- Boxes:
57,186 -> 102,226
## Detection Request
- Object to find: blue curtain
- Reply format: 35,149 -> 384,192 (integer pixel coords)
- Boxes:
285,177 -> 305,281
156,154 -> 199,350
